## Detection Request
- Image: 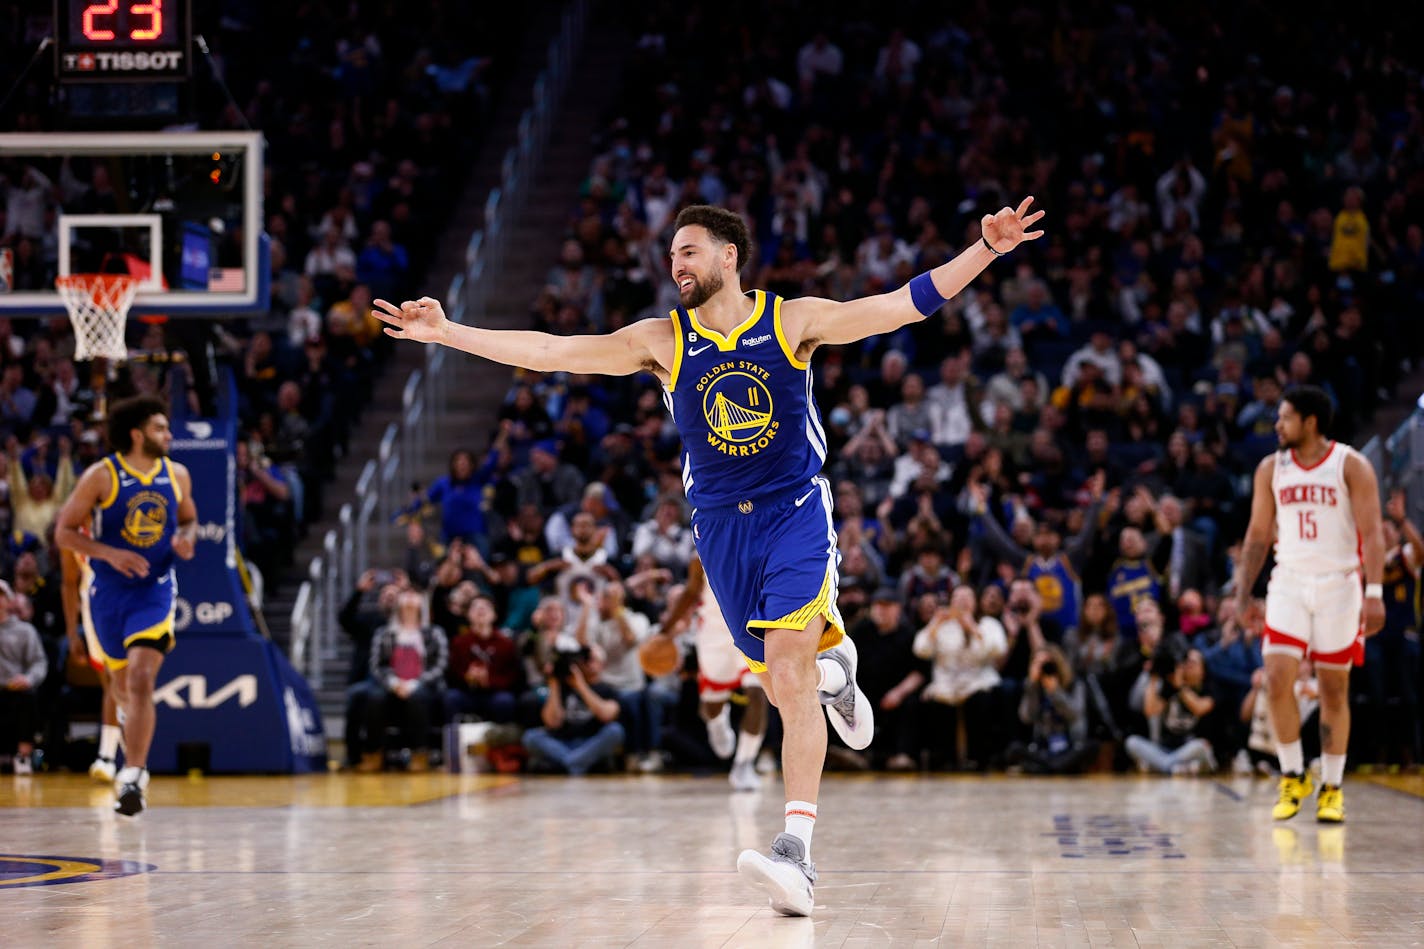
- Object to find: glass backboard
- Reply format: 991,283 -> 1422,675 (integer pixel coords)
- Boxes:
0,131 -> 266,315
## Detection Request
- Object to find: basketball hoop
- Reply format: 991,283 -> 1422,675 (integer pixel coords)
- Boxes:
56,273 -> 138,363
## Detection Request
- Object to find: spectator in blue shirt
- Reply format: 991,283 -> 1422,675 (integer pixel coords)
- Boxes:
425,449 -> 495,552
1009,283 -> 1068,345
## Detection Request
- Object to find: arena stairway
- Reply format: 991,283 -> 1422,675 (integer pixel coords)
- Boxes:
268,2 -> 632,747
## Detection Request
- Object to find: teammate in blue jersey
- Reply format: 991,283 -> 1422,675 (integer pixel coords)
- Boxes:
374,197 -> 1044,916
56,396 -> 198,816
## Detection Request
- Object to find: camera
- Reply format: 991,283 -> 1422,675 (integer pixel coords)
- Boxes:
1151,638 -> 1185,682
551,646 -> 589,680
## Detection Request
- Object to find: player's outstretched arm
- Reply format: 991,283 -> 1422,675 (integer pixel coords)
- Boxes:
780,196 -> 1045,355
1233,455 -> 1277,622
373,297 -> 671,380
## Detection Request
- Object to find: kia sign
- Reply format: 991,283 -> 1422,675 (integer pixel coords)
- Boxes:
148,638 -> 325,773
154,673 -> 258,709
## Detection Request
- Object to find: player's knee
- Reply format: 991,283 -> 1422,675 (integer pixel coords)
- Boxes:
1317,672 -> 1349,704
766,654 -> 816,698
126,666 -> 158,697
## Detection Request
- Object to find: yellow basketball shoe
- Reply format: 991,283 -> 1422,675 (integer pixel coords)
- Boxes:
1316,784 -> 1345,823
1272,773 -> 1314,820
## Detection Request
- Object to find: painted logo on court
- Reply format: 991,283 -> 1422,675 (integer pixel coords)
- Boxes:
0,855 -> 155,889
122,491 -> 169,548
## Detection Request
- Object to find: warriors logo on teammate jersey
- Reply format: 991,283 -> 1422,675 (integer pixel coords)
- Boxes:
698,362 -> 780,457
1033,573 -> 1064,613
122,491 -> 170,548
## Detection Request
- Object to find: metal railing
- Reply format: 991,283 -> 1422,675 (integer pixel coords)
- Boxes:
1363,392 -> 1424,519
289,0 -> 589,689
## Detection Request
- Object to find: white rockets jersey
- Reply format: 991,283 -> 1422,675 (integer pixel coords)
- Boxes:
1271,441 -> 1361,575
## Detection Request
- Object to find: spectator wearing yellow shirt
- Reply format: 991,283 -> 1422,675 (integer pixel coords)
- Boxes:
1329,186 -> 1369,273
5,436 -> 77,546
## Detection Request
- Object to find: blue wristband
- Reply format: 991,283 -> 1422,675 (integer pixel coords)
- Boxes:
909,271 -> 949,317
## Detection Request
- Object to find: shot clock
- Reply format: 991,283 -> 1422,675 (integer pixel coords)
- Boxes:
54,0 -> 192,82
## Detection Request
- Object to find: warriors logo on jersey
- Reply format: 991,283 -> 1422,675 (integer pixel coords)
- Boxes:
122,491 -> 170,548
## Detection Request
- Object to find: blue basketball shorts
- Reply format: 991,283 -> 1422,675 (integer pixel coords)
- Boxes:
690,476 -> 844,673
83,567 -> 178,670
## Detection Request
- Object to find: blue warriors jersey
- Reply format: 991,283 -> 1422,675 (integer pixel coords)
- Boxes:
1024,555 -> 1080,631
663,289 -> 826,509
1107,558 -> 1160,639
90,453 -> 182,588
1382,547 -> 1420,639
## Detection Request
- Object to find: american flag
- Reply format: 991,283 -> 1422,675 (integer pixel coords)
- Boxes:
208,268 -> 246,292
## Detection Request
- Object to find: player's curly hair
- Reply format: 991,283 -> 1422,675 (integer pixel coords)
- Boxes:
1282,385 -> 1333,436
107,394 -> 170,453
674,205 -> 752,273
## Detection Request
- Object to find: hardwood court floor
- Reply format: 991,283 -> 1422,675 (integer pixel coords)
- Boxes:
3,771 -> 1423,947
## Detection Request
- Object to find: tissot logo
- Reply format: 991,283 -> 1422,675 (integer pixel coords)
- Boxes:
742,333 -> 773,347
63,51 -> 185,73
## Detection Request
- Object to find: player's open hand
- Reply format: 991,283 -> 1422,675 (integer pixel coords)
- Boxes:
105,549 -> 150,579
373,297 -> 449,344
982,196 -> 1046,254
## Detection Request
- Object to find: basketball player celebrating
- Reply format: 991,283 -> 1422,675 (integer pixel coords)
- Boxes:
56,396 -> 198,816
1235,386 -> 1385,823
658,555 -> 769,791
375,198 -> 1043,915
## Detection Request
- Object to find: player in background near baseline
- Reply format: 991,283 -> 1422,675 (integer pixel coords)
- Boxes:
657,555 -> 769,791
373,196 -> 1043,916
56,396 -> 198,816
1235,385 -> 1385,825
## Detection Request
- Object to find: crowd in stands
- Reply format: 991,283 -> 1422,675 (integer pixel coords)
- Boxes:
0,1 -> 516,769
3,0 -> 1424,777
336,0 -> 1424,777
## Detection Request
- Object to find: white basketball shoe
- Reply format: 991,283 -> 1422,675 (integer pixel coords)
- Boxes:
737,833 -> 816,916
819,636 -> 874,750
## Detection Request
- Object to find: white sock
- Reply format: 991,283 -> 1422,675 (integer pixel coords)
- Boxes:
734,727 -> 765,766
1276,739 -> 1305,776
98,725 -> 121,761
1321,753 -> 1346,786
705,706 -> 735,758
116,766 -> 150,789
816,657 -> 847,696
784,800 -> 817,859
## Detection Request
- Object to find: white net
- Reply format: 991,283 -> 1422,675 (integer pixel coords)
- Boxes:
56,274 -> 137,362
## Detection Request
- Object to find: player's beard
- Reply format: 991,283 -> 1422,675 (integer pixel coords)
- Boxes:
681,270 -> 724,309
142,435 -> 168,457
1276,430 -> 1299,450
